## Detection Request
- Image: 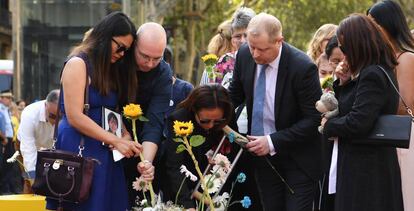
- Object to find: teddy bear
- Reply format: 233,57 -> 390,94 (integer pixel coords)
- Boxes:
315,91 -> 339,134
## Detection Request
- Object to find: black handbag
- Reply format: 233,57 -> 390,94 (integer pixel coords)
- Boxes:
32,69 -> 99,208
354,66 -> 413,148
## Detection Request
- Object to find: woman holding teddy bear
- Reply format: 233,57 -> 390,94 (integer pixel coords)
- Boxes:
320,14 -> 403,211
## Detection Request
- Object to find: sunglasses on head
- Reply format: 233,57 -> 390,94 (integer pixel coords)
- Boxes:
112,38 -> 129,53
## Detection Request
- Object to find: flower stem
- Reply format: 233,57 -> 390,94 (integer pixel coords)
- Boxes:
224,181 -> 236,211
175,177 -> 187,205
132,119 -> 156,207
16,159 -> 31,184
183,136 -> 215,211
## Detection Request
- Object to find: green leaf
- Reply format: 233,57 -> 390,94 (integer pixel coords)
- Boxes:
173,138 -> 183,143
138,116 -> 149,122
176,144 -> 186,153
189,135 -> 205,147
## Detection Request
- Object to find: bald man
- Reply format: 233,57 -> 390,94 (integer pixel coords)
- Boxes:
121,22 -> 172,207
229,13 -> 322,211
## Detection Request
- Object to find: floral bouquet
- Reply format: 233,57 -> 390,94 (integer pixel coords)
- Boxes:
215,53 -> 235,86
123,104 -> 156,207
201,54 -> 219,83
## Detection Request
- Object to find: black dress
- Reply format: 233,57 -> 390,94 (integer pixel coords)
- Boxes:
324,65 -> 403,211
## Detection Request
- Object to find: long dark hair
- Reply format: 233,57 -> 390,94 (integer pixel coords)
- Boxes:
367,0 -> 414,53
178,84 -> 233,128
336,14 -> 397,74
70,12 -> 137,100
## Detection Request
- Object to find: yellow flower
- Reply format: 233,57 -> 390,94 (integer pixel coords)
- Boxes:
321,75 -> 334,90
123,103 -> 143,119
173,120 -> 194,137
201,54 -> 218,66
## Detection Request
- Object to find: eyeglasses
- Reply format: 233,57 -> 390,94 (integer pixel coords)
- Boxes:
112,38 -> 129,53
136,49 -> 163,63
48,112 -> 57,120
196,113 -> 226,126
232,33 -> 247,41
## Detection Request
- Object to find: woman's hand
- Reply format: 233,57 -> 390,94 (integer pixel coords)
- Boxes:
113,138 -> 142,158
335,61 -> 351,85
137,160 -> 155,182
321,117 -> 328,128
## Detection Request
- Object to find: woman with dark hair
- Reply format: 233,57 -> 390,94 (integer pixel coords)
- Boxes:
368,2 -> 414,209
163,84 -> 236,210
46,12 -> 142,211
325,35 -> 345,70
321,14 -> 403,211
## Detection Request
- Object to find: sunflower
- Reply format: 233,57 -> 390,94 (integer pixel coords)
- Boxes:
201,54 -> 219,66
173,120 -> 194,137
123,103 -> 143,119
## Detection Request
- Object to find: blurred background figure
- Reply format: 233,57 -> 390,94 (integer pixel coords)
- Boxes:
307,24 -> 337,62
16,100 -> 26,114
18,89 -> 59,193
0,90 -> 22,194
368,1 -> 414,210
200,20 -> 234,85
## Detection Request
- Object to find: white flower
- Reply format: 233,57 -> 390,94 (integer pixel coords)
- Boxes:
132,177 -> 149,192
205,149 -> 214,159
203,174 -> 222,194
213,192 -> 229,211
211,165 -> 227,183
179,165 -> 198,182
213,192 -> 229,204
213,153 -> 231,172
7,151 -> 20,163
140,199 -> 148,206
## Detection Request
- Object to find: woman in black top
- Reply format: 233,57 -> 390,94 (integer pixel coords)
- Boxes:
163,84 -> 237,210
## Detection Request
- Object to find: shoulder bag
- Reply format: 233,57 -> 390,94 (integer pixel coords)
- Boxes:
32,68 -> 99,209
353,66 -> 412,148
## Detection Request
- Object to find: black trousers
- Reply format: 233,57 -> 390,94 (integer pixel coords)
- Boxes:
255,154 -> 317,211
0,138 -> 23,194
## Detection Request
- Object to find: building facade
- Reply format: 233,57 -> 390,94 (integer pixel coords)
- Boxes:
12,0 -> 124,102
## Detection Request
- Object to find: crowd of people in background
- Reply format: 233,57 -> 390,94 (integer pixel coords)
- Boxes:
1,1 -> 414,211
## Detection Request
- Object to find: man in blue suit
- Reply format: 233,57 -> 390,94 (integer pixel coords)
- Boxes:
229,13 -> 322,211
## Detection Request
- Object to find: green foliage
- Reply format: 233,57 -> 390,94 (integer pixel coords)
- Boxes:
138,116 -> 149,122
176,144 -> 186,153
158,0 -> 414,81
189,135 -> 205,147
173,138 -> 183,143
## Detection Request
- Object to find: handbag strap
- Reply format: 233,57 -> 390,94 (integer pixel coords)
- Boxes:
377,65 -> 414,118
52,61 -> 90,157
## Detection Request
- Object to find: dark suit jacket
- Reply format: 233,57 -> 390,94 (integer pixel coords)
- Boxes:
229,42 -> 322,180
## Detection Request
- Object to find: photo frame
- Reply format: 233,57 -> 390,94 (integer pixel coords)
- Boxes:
102,107 -> 125,162
102,107 -> 122,138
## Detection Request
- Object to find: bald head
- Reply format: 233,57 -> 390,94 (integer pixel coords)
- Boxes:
247,13 -> 282,43
135,22 -> 167,72
137,22 -> 167,48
